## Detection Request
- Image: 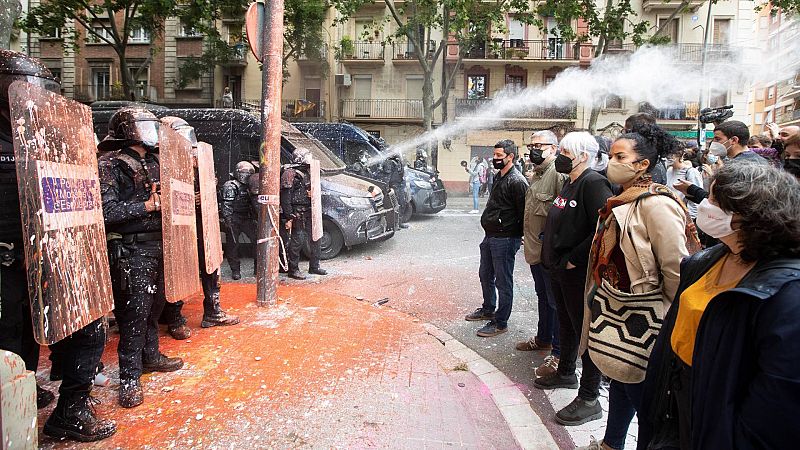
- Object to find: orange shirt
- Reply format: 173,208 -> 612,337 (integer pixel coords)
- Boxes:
670,254 -> 747,366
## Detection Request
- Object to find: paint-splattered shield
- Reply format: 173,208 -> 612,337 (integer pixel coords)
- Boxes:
8,81 -> 113,344
197,142 -> 223,273
160,126 -> 201,302
310,159 -> 322,242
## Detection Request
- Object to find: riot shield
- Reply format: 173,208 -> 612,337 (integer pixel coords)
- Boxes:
8,81 -> 114,344
196,142 -> 223,273
160,126 -> 201,302
310,159 -> 323,242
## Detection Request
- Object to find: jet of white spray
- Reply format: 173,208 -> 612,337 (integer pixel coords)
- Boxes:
372,44 -> 765,166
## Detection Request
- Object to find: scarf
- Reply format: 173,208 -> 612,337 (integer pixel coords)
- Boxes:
590,176 -> 702,290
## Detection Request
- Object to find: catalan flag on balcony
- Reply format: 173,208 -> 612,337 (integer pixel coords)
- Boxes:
293,99 -> 316,116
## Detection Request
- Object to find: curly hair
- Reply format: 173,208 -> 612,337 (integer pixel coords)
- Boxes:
712,161 -> 800,262
616,123 -> 682,173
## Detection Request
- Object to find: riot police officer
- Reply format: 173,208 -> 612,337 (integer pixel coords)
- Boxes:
0,49 -> 115,441
220,160 -> 257,280
158,117 -> 239,339
98,108 -> 183,409
280,148 -> 327,280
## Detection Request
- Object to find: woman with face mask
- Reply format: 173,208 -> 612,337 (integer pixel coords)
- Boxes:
575,126 -> 702,450
640,162 -> 800,449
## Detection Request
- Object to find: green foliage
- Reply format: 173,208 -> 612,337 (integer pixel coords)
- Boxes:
336,35 -> 355,59
757,1 -> 800,16
284,0 -> 328,76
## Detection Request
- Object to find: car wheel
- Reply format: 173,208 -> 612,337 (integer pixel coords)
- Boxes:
400,201 -> 413,223
302,220 -> 344,260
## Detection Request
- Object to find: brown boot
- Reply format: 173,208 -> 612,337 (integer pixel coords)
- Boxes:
167,323 -> 192,340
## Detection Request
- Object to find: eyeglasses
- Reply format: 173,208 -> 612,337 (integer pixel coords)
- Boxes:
527,143 -> 553,150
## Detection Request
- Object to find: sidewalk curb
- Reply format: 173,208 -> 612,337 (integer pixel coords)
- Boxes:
422,323 -> 559,450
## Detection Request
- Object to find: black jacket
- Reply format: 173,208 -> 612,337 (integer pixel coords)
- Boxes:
98,147 -> 162,234
480,167 -> 528,237
542,169 -> 612,270
641,244 -> 800,450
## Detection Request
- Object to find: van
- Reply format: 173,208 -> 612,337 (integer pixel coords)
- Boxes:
92,107 -> 394,259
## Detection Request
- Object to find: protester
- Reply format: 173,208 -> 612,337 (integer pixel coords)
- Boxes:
534,131 -> 613,426
747,134 -> 780,169
666,146 -> 703,219
464,155 -> 486,213
624,113 -> 670,184
98,108 -> 184,408
515,131 -> 567,378
641,162 -> 800,449
576,126 -> 701,450
465,140 -> 528,337
591,135 -> 611,174
779,125 -> 800,179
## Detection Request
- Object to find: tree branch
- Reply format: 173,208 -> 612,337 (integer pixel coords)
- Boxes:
652,0 -> 692,39
432,55 -> 461,109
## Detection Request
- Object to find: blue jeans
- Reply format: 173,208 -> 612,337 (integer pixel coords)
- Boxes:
530,264 -> 560,356
604,380 -> 650,450
478,236 -> 521,329
471,180 -> 481,210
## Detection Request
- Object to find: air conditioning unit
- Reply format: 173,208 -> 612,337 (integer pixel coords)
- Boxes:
335,74 -> 352,87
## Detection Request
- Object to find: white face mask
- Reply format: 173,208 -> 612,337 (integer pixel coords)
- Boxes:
696,199 -> 736,238
708,142 -> 728,157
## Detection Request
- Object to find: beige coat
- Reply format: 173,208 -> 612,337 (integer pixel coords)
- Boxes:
523,160 -> 567,265
580,194 -> 691,352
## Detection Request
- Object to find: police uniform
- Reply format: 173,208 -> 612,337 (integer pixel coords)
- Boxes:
220,176 -> 257,277
99,147 -> 172,384
280,164 -> 321,274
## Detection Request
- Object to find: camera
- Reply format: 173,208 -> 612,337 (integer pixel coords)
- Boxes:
699,105 -> 734,125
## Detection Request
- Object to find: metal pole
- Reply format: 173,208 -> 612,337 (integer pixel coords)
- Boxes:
256,0 -> 284,306
697,2 -> 713,148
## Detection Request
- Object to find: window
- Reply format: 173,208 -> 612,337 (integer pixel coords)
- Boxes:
129,27 -> 150,43
178,59 -> 202,89
180,20 -> 201,37
128,66 -> 149,99
712,18 -> 731,45
42,26 -> 62,39
343,140 -> 378,166
226,24 -> 244,45
49,67 -> 62,81
709,91 -> 728,108
467,75 -> 488,99
92,69 -> 110,100
603,94 -> 623,109
657,17 -> 679,43
505,75 -> 524,91
90,25 -> 113,43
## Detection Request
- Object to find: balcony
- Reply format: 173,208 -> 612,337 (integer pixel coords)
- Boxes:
281,99 -> 325,122
298,44 -> 328,65
643,0 -> 704,12
777,109 -> 800,126
340,99 -> 423,122
72,84 -> 157,103
639,102 -> 699,122
602,43 -> 739,64
219,43 -> 248,67
460,39 -> 584,62
339,42 -> 385,66
391,40 -> 437,64
454,98 -> 577,120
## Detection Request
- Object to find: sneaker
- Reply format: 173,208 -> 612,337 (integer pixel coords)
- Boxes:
534,355 -> 560,378
469,209 -> 479,214
464,308 -> 495,322
555,397 -> 603,426
118,379 -> 144,408
476,321 -> 507,337
533,371 -> 579,390
576,436 -> 604,450
142,353 -> 184,373
515,338 -> 553,352
167,323 -> 191,340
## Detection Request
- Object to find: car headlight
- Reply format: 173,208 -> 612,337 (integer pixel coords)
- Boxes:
412,179 -> 430,188
340,195 -> 373,208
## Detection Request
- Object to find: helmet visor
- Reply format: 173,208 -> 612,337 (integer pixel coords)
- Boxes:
135,120 -> 160,148
174,125 -> 198,148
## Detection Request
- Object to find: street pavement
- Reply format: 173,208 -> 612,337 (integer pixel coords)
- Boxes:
34,195 -> 637,449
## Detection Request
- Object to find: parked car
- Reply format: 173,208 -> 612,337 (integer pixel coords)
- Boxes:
92,107 -> 394,259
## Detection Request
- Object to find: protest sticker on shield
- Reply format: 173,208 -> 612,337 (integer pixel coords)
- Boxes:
9,81 -> 113,344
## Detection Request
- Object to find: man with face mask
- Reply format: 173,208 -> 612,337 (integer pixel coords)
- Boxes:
98,108 -> 184,408
280,148 -> 327,280
778,125 -> 800,179
515,131 -> 567,378
465,140 -> 529,337
220,160 -> 257,280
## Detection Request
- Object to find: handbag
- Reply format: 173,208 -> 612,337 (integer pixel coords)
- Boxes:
588,279 -> 664,383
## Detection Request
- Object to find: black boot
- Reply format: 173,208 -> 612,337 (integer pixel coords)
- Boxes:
309,267 -> 327,276
201,292 -> 240,328
37,384 -> 55,409
118,379 -> 144,408
231,268 -> 241,280
288,270 -> 306,280
142,353 -> 184,373
43,393 -> 117,442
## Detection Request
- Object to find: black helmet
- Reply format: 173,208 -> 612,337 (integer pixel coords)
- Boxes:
97,107 -> 160,152
0,49 -> 61,135
234,160 -> 255,184
161,116 -> 198,149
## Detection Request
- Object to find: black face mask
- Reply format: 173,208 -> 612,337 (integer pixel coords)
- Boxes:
784,159 -> 800,178
529,150 -> 546,166
492,157 -> 507,170
554,153 -> 575,174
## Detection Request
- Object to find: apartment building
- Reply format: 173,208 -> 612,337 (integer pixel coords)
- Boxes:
747,2 -> 799,134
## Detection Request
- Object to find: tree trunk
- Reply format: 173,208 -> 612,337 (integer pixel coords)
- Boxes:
115,47 -> 136,101
0,0 -> 21,50
422,70 -> 437,169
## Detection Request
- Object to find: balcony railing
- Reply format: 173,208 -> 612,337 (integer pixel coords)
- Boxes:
281,99 -> 325,121
601,43 -> 739,64
340,99 -> 423,120
454,98 -> 577,119
777,109 -> 800,125
391,40 -> 437,60
219,43 -> 248,66
298,44 -> 328,61
72,84 -> 156,103
639,102 -> 700,121
461,39 -> 582,61
340,42 -> 385,60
